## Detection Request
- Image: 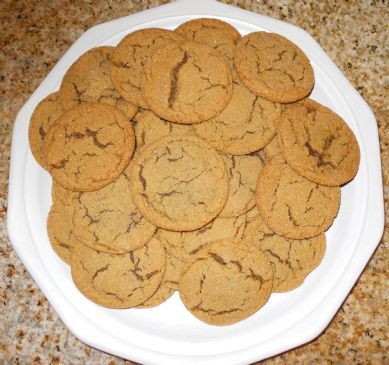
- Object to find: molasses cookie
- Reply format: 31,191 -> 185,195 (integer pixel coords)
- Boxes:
44,103 -> 135,191
256,155 -> 340,239
129,135 -> 228,231
234,32 -> 314,103
277,99 -> 360,186
179,239 -> 273,325
143,41 -> 232,124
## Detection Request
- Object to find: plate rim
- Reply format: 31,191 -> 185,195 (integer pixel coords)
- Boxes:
7,0 -> 384,364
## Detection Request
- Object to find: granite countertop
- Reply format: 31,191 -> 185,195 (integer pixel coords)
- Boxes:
0,1 -> 387,364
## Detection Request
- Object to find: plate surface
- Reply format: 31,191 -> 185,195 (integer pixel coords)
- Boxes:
7,0 -> 384,364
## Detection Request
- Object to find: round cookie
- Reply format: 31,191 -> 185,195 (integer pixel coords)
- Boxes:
143,41 -> 232,124
44,103 -> 135,191
111,28 -> 184,109
234,32 -> 314,103
179,239 -> 274,325
71,237 -> 166,308
244,213 -> 326,292
72,164 -> 156,254
29,92 -> 64,169
277,99 -> 360,186
175,18 -> 240,66
133,110 -> 192,149
159,214 -> 247,262
193,84 -> 281,154
59,46 -> 138,119
256,155 -> 340,239
219,153 -> 263,217
129,135 -> 229,231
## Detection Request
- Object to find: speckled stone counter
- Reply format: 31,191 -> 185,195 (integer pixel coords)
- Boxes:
0,1 -> 387,364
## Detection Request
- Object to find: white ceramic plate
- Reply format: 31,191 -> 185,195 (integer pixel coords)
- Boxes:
7,0 -> 384,364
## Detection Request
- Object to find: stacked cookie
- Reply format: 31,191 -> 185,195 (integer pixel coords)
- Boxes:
28,18 -> 360,325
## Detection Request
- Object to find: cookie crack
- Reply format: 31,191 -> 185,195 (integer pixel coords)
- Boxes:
168,51 -> 189,108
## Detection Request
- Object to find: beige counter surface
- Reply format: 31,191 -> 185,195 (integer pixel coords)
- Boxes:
0,1 -> 387,364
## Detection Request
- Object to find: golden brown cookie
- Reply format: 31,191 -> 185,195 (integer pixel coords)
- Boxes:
29,92 -> 64,169
132,109 -> 192,150
129,135 -> 229,231
71,237 -> 166,308
219,153 -> 263,217
179,239 -> 273,325
143,41 -> 232,124
175,18 -> 240,66
193,84 -> 281,154
277,99 -> 360,186
111,28 -> 184,109
59,46 -> 138,119
256,155 -> 340,239
72,164 -> 156,254
244,213 -> 326,292
159,214 -> 247,262
44,103 -> 135,191
234,32 -> 314,103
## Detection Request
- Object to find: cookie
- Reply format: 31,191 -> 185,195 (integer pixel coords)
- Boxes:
71,237 -> 166,309
72,164 -> 156,254
193,84 -> 281,154
159,214 -> 247,262
111,28 -> 184,109
29,92 -> 64,169
175,18 -> 240,66
219,153 -> 263,217
256,155 -> 340,239
44,103 -> 135,191
244,213 -> 326,292
277,99 -> 360,186
129,135 -> 229,231
59,46 -> 138,119
234,32 -> 314,103
132,109 -> 192,150
179,239 -> 273,325
143,41 -> 232,124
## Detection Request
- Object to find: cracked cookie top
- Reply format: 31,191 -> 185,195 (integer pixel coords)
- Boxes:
29,92 -> 64,169
129,135 -> 229,231
193,83 -> 281,154
143,41 -> 233,124
159,213 -> 247,262
178,239 -> 273,325
277,99 -> 360,186
111,28 -> 184,109
71,237 -> 166,309
133,109 -> 192,150
44,103 -> 135,191
219,153 -> 263,217
244,213 -> 326,292
59,47 -> 138,119
256,155 -> 340,239
72,163 -> 156,254
234,32 -> 314,103
175,18 -> 240,66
